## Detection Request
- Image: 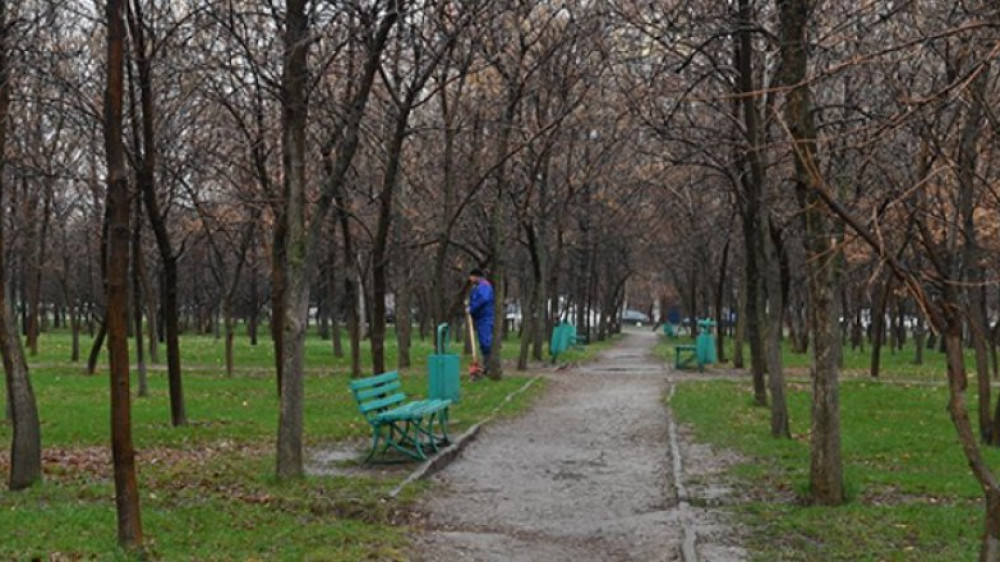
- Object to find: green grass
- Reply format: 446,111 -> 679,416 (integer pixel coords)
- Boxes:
0,325 -> 573,560
657,330 -> 967,382
671,378 -> 992,560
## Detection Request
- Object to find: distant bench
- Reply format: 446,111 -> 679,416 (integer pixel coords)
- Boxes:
674,344 -> 702,372
350,371 -> 451,462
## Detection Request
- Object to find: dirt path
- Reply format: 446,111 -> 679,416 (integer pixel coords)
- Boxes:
410,329 -> 746,561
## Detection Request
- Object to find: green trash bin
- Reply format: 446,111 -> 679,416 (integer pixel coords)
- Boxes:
663,323 -> 677,339
550,322 -> 572,363
695,318 -> 717,368
428,323 -> 460,403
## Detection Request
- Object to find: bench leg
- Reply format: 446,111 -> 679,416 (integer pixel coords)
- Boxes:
413,409 -> 450,453
438,408 -> 450,446
366,420 -> 427,462
365,408 -> 451,464
365,427 -> 383,463
389,420 -> 426,460
427,409 -> 451,449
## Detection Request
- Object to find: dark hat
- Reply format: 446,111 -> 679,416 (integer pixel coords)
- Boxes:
469,268 -> 484,277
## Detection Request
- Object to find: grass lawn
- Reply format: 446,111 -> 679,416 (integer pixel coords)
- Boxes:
0,325 -> 601,560
657,328 -> 965,382
663,331 -> 995,560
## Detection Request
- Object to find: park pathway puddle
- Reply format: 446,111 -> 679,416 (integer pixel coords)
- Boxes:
409,328 -> 747,561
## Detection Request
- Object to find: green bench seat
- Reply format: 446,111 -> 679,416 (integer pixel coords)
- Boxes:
350,371 -> 451,462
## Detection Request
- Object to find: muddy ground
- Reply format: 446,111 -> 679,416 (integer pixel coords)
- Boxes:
408,328 -> 748,561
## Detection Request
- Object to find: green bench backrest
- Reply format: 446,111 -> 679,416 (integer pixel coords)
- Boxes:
350,371 -> 406,424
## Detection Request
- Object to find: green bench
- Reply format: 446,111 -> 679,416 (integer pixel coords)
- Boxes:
673,319 -> 718,372
674,344 -> 701,371
350,371 -> 451,462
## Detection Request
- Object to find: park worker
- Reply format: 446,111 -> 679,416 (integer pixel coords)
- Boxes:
468,268 -> 495,380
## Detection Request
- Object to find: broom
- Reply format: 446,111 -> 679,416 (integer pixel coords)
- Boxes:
466,309 -> 483,379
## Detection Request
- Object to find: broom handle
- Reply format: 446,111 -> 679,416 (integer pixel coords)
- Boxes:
466,310 -> 479,364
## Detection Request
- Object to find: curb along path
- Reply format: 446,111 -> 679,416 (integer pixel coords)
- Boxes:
410,329 -> 746,561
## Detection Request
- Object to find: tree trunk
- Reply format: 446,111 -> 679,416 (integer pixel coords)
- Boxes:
517,282 -> 536,371
276,0 -> 310,481
735,0 -> 767,405
396,270 -> 412,369
851,296 -> 864,351
733,278 -> 746,369
942,320 -> 1000,561
778,0 -> 843,505
534,227 -> 550,363
888,292 -> 900,353
765,217 -> 789,438
87,319 -> 107,375
532,153 -> 552,363
714,233 -> 730,364
160,258 -> 185,425
26,184 -> 51,357
370,105 -> 412,375
141,259 -> 158,364
271,202 -> 286,393
104,0 -> 143,547
0,5 -> 41,488
275,1 -> 398,478
485,89 -> 520,381
952,62 -> 991,443
870,277 -> 890,378
914,314 -> 925,366
128,1 -> 184,426
70,301 -> 80,362
327,221 -> 343,358
392,194 -> 412,371
131,189 -> 147,397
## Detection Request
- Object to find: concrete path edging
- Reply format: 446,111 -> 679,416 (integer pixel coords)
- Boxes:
666,382 -> 699,562
388,374 -> 542,499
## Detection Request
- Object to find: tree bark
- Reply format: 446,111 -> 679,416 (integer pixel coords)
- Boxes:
735,0 -> 767,406
26,184 -> 51,356
87,319 -> 107,375
486,95 -> 519,381
733,277 -> 746,369
276,0 -> 399,478
104,0 -> 143,547
777,0 -> 843,505
765,217 -> 789,438
714,232 -> 730,364
954,64 -> 992,443
870,277 -> 891,378
371,105 -> 411,375
128,0 -> 185,426
141,258 -> 158,364
131,188 -> 147,397
0,3 -> 41,488
275,0 -> 310,481
327,220 -> 343,358
943,319 -> 1000,560
913,313 -> 925,365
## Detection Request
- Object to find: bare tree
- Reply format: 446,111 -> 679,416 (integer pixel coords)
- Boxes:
126,0 -> 186,426
368,2 -> 476,374
775,0 -> 844,505
1,0 -> 41,492
104,0 -> 143,548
